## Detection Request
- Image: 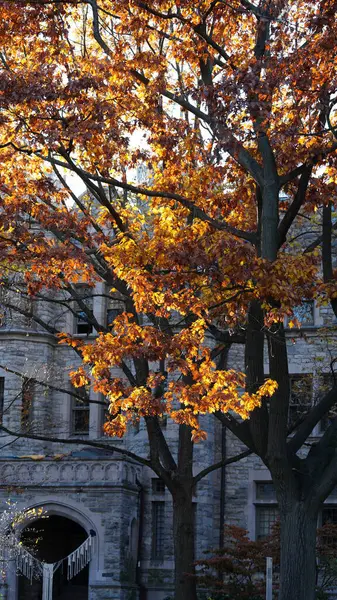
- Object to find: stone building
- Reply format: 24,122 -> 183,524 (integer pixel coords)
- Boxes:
0,283 -> 222,600
0,282 -> 335,599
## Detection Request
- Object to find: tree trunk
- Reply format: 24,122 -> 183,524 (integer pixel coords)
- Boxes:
279,501 -> 318,600
172,486 -> 196,600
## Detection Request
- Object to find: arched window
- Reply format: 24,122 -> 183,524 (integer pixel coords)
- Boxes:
130,518 -> 139,562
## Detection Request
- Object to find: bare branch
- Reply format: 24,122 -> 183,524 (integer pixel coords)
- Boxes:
0,364 -> 106,406
193,449 -> 251,484
0,424 -> 152,468
278,165 -> 313,247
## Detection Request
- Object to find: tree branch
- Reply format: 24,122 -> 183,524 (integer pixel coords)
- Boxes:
0,364 -> 106,406
193,449 -> 251,484
278,165 -> 312,247
41,153 -> 257,242
280,143 -> 337,188
215,411 -> 255,450
145,416 -> 177,473
0,424 -> 152,468
289,385 -> 337,454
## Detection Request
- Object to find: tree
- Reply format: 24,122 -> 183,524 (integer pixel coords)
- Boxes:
0,2 -> 337,600
195,524 -> 273,600
0,502 -> 43,575
195,522 -> 337,600
0,258 -> 259,600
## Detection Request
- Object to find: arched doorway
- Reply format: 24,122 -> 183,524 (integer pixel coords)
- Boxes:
18,515 -> 89,600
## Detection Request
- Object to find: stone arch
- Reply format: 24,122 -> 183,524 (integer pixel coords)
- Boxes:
11,497 -> 103,600
19,515 -> 89,600
20,500 -> 97,535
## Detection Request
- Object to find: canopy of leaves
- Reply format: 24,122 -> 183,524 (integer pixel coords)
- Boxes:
0,1 -> 336,439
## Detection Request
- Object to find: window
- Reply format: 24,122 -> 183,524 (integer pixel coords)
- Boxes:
255,482 -> 278,540
256,506 -> 279,540
151,501 -> 165,560
21,378 -> 34,431
256,482 -> 277,501
152,478 -> 166,494
106,295 -> 124,331
74,287 -> 93,335
322,507 -> 337,525
107,308 -> 121,330
286,300 -> 314,328
71,385 -> 90,434
130,518 -> 139,563
107,307 -> 123,331
0,377 -> 4,424
289,374 -> 313,427
76,311 -> 93,335
293,301 -> 314,326
254,485 -> 337,546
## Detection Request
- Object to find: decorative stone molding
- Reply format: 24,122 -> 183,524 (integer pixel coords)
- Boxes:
0,458 -> 141,488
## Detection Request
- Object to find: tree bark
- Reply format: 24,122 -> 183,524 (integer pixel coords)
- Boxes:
172,485 -> 196,600
278,501 -> 318,600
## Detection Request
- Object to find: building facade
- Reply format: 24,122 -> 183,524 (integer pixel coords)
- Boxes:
0,285 -> 335,599
0,285 -> 222,600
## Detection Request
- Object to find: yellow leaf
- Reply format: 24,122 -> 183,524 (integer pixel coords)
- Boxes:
18,455 -> 45,461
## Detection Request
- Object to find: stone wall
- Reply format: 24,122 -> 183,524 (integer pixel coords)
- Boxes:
1,283 -> 336,599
